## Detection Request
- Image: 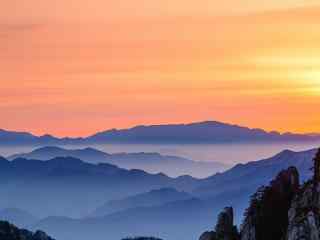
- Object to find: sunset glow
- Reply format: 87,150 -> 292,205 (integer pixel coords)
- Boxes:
1,1 -> 320,136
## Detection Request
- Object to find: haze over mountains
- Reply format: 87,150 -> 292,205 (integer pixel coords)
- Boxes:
1,121 -> 319,146
0,155 -> 200,218
1,148 -> 318,240
8,146 -> 228,177
89,188 -> 192,217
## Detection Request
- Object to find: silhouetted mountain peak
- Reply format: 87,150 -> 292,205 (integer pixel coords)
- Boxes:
155,172 -> 168,177
82,147 -> 102,152
86,121 -> 319,143
277,149 -> 295,156
39,135 -> 57,141
1,121 -> 320,145
175,175 -> 199,181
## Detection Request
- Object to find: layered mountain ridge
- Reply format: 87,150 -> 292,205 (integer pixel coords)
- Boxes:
1,148 -> 320,240
8,146 -> 228,177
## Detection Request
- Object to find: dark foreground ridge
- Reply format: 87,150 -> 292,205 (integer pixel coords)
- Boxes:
0,220 -> 54,240
199,148 -> 320,240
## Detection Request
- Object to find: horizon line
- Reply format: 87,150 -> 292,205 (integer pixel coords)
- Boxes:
0,119 -> 318,139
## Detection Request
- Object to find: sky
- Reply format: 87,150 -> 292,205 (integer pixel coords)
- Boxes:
1,1 -> 320,137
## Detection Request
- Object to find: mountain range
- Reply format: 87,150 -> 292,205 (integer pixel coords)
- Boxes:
29,148 -> 318,240
1,121 -> 319,146
7,146 -> 228,177
1,148 -> 319,240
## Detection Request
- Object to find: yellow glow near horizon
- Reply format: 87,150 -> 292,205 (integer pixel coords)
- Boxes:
302,70 -> 320,87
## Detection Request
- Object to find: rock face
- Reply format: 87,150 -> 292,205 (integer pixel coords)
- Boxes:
0,220 -> 55,240
286,182 -> 320,240
199,207 -> 240,240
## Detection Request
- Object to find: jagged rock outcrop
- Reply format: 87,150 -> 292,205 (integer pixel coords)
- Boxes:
286,181 -> 320,240
285,149 -> 320,240
0,220 -> 55,240
199,207 -> 240,240
241,166 -> 300,240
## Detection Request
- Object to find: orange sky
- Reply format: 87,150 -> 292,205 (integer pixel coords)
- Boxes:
1,1 -> 320,137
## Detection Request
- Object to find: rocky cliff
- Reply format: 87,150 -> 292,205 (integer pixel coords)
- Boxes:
286,180 -> 320,240
199,148 -> 320,240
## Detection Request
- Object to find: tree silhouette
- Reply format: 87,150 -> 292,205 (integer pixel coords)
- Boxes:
241,168 -> 299,240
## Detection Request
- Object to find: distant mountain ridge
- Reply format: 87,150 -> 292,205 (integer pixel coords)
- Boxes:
8,146 -> 228,177
1,121 -> 319,145
0,128 -> 82,145
2,147 -> 319,240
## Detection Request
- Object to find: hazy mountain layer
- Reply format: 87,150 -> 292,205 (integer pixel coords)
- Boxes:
0,156 -> 199,218
8,146 -> 228,177
25,148 -> 318,240
90,188 -> 192,217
